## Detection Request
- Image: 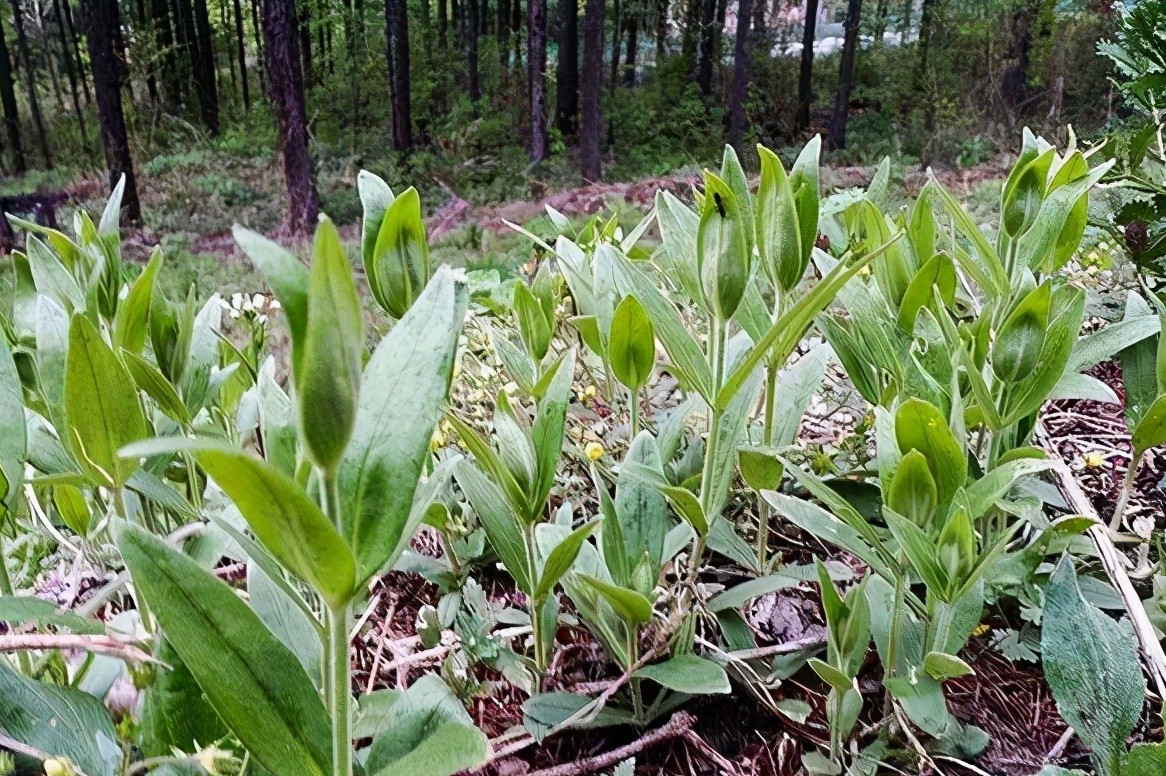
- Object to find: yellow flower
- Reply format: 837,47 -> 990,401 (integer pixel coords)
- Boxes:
584,442 -> 605,461
430,426 -> 448,452
43,760 -> 75,776
582,385 -> 598,401
1082,451 -> 1104,469
972,623 -> 990,637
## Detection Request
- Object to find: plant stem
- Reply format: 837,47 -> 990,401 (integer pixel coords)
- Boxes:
326,603 -> 353,776
693,321 -> 727,587
1110,449 -> 1143,532
629,385 -> 641,440
0,537 -> 33,675
523,523 -> 548,677
627,631 -> 644,725
320,471 -> 352,776
757,361 -> 779,571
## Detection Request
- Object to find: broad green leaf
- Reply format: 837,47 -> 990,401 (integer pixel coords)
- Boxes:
0,661 -> 120,776
809,658 -> 855,693
36,294 -> 70,430
233,227 -> 309,379
114,247 -> 162,355
1042,555 -> 1144,775
697,171 -> 751,321
576,574 -> 654,625
661,485 -> 707,536
654,190 -> 704,304
884,510 -> 949,597
455,462 -> 532,595
738,446 -> 785,492
369,186 -> 431,319
0,595 -> 104,634
53,483 -> 91,536
993,282 -> 1050,384
1132,394 -> 1166,455
609,295 -> 655,391
886,449 -> 937,529
0,338 -> 26,511
530,351 -> 574,518
756,145 -> 802,292
121,350 -> 190,423
340,267 -> 467,584
138,639 -> 228,758
922,652 -> 974,681
790,136 -> 821,276
708,574 -> 798,612
117,524 -> 332,776
26,235 -> 85,312
1070,312 -> 1160,373
894,398 -> 965,520
514,282 -> 552,361
66,314 -> 147,487
615,432 -> 671,576
358,170 -> 396,279
300,217 -> 363,472
248,562 -> 323,685
898,253 -> 955,333
634,654 -> 731,694
535,520 -> 600,601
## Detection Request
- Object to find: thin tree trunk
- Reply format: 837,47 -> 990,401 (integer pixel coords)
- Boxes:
250,0 -> 266,96
232,0 -> 250,109
54,0 -> 89,147
467,0 -> 480,100
262,0 -> 319,232
510,0 -> 520,66
385,0 -> 412,148
528,0 -> 547,161
827,0 -> 861,150
151,0 -> 181,105
655,0 -> 667,60
437,0 -> 446,46
622,12 -> 636,85
10,0 -> 52,167
555,0 -> 577,133
0,8 -> 26,174
794,0 -> 817,130
191,0 -> 219,131
579,0 -> 603,182
696,0 -> 713,96
751,0 -> 764,44
608,0 -> 620,92
682,0 -> 698,58
727,0 -> 750,149
1001,0 -> 1039,109
300,0 -> 312,83
133,0 -> 160,102
82,0 -> 141,222
62,0 -> 93,106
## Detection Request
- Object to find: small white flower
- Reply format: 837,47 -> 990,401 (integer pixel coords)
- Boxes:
251,293 -> 265,309
231,292 -> 244,310
269,299 -> 281,310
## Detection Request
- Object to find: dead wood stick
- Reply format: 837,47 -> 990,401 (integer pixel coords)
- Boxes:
0,634 -> 159,664
1046,456 -> 1166,702
520,711 -> 696,776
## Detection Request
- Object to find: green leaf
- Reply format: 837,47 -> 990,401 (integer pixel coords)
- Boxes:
248,562 -> 324,685
697,171 -> 752,321
233,227 -> 310,379
53,483 -> 92,536
114,248 -> 162,358
756,145 -> 803,292
661,485 -> 707,536
738,446 -> 785,492
138,639 -> 228,758
339,267 -> 467,585
530,351 -> 574,518
368,186 -> 431,319
454,462 -> 532,595
993,282 -> 1051,384
922,652 -> 974,681
299,216 -> 363,472
514,281 -> 552,361
576,574 -> 654,625
26,234 -> 85,312
884,510 -> 949,597
634,654 -> 731,694
121,349 -> 190,423
1042,555 -> 1144,776
0,337 -> 26,511
808,658 -> 855,693
894,398 -> 965,520
358,170 -> 396,285
609,295 -> 655,391
117,524 -> 332,776
0,661 -> 120,776
1132,393 -> 1166,455
535,520 -> 600,601
790,137 -> 821,276
886,449 -> 938,529
709,574 -> 799,612
898,253 -> 955,333
66,314 -> 147,487
0,595 -> 104,634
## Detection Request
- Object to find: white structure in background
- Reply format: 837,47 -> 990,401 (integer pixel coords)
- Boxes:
718,0 -> 917,58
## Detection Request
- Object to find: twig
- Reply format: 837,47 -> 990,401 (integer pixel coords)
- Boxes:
0,634 -> 160,665
1046,726 -> 1075,762
520,712 -> 695,776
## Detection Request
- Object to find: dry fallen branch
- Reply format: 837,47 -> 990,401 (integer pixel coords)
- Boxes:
0,634 -> 160,665
519,711 -> 696,776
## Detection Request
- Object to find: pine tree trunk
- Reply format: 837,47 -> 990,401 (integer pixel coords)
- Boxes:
151,0 -> 181,105
622,13 -> 636,86
727,0 -> 750,149
467,0 -> 480,100
794,0 -> 817,130
0,9 -> 26,174
300,0 -> 312,83
191,0 -> 220,131
9,0 -> 52,167
528,0 -> 547,161
82,0 -> 141,222
232,0 -> 249,109
608,0 -> 620,92
827,0 -> 861,150
579,0 -> 603,182
695,0 -> 713,96
262,0 -> 320,232
655,0 -> 666,61
385,0 -> 412,148
54,0 -> 90,147
135,0 -> 160,101
555,0 -> 577,133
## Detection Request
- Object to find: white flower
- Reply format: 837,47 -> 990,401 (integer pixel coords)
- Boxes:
230,292 -> 244,310
251,293 -> 265,309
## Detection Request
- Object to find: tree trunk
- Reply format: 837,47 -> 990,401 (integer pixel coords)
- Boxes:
555,0 -> 577,133
727,0 -> 750,149
62,0 -> 93,107
467,0 -> 480,100
54,0 -> 90,147
827,0 -> 861,150
300,0 -> 312,83
262,0 -> 320,232
510,0 -> 520,66
437,0 -> 447,47
191,0 -> 220,131
151,0 -> 181,105
608,0 -> 620,92
82,0 -> 141,222
9,0 -> 52,167
385,0 -> 412,148
1001,0 -> 1039,109
695,0 -> 713,96
622,12 -> 636,86
528,0 -> 547,161
751,0 -> 764,44
135,0 -> 160,102
794,0 -> 817,130
251,0 -> 267,96
655,0 -> 666,61
232,0 -> 250,109
682,0 -> 698,58
0,8 -> 25,174
579,0 -> 603,181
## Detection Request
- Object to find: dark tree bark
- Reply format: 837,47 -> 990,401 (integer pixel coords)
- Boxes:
528,0 -> 547,160
9,0 -> 52,167
151,0 -> 181,105
82,0 -> 140,222
727,0 -> 750,149
655,0 -> 666,61
608,0 -> 620,92
622,12 -> 636,86
437,0 -> 447,47
915,0 -> 936,82
751,0 -> 764,44
681,0 -> 698,58
61,0 -> 93,107
191,0 -> 220,131
250,0 -> 267,96
262,0 -> 319,232
1001,0 -> 1040,109
300,0 -> 312,83
232,0 -> 250,109
467,0 -> 480,100
793,0 -> 818,130
54,0 -> 89,147
385,0 -> 412,148
134,0 -> 160,102
0,9 -> 25,174
555,0 -> 577,132
510,0 -> 520,66
450,0 -> 459,44
827,0 -> 861,150
695,0 -> 713,96
579,0 -> 603,182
